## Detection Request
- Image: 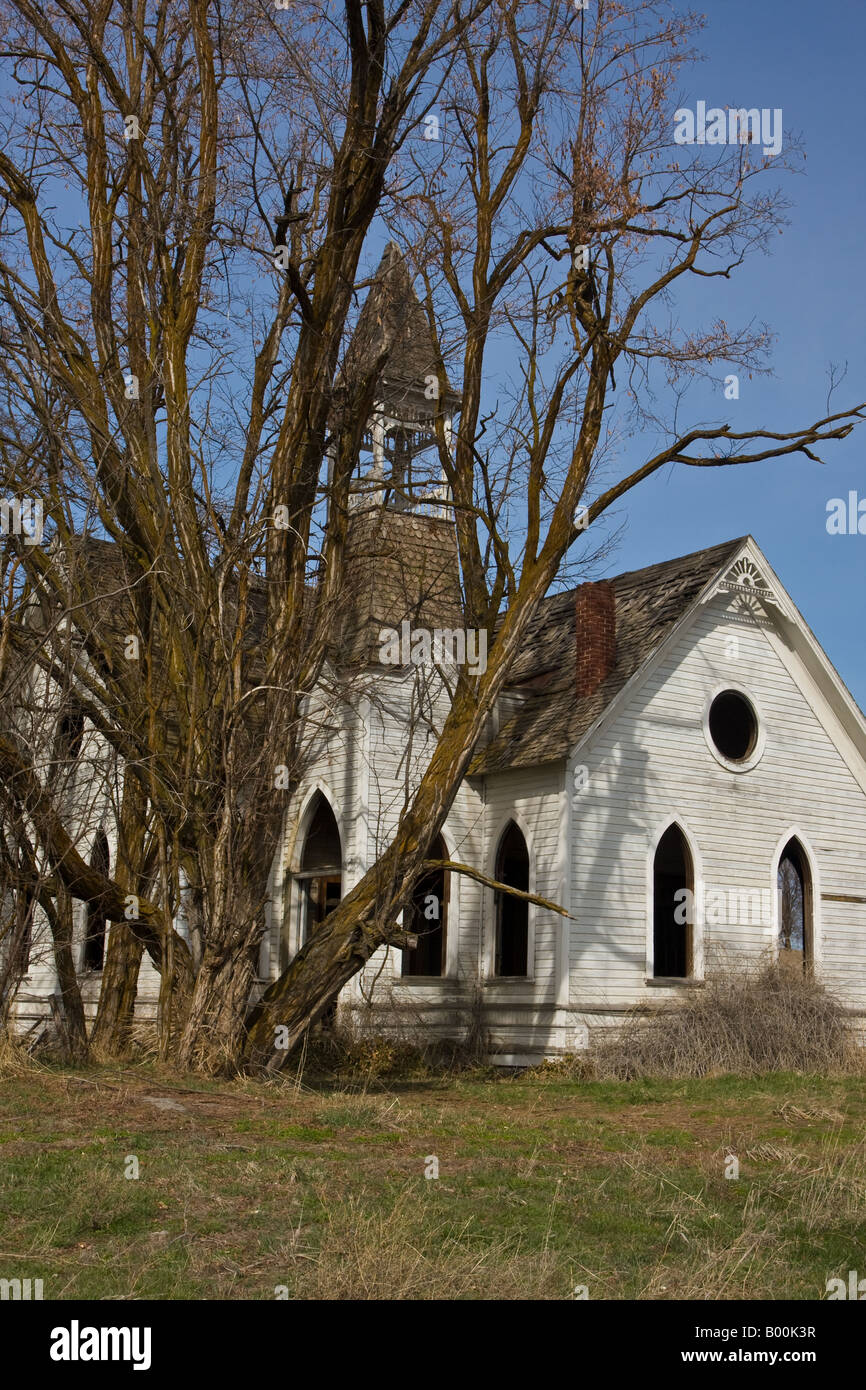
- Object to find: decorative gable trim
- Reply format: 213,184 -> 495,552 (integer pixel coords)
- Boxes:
704,550 -> 793,623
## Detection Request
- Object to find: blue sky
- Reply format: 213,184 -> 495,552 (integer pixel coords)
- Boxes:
597,0 -> 866,706
7,1 -> 861,701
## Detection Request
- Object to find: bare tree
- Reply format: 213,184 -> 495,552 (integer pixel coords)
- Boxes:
0,0 -> 860,1071
244,0 -> 864,1065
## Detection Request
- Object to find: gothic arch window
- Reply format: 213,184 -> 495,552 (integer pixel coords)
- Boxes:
297,795 -> 342,949
55,707 -> 84,763
402,834 -> 449,977
494,822 -> 529,977
778,837 -> 813,974
83,830 -> 109,972
653,824 -> 693,979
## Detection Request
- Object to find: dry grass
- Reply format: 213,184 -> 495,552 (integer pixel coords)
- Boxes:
636,1129 -> 866,1299
294,1026 -> 493,1085
1,1060 -> 864,1299
0,1031 -> 45,1076
591,965 -> 862,1080
280,1188 -> 566,1299
312,1090 -> 408,1131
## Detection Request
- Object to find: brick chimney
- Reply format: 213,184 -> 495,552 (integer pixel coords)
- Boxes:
575,580 -> 616,698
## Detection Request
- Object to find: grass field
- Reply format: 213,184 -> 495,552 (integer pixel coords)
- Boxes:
1,1059 -> 864,1300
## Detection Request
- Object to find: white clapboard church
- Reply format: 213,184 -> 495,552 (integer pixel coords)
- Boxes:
11,245 -> 866,1061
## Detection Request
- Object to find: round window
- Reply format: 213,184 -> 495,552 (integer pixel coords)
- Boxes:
707,690 -> 758,763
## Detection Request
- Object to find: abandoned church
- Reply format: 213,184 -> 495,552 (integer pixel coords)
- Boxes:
8,245 -> 866,1062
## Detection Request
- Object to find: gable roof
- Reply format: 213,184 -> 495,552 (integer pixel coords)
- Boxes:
471,536 -> 747,773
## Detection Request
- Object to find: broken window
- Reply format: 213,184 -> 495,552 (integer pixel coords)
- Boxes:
83,829 -> 109,972
287,794 -> 343,1020
296,794 -> 342,948
301,876 -> 342,944
494,822 -> 529,977
653,823 -> 693,978
778,837 -> 812,974
54,707 -> 84,764
402,834 -> 448,977
708,690 -> 758,763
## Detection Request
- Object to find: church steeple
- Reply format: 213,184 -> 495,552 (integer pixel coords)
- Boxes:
343,242 -> 460,515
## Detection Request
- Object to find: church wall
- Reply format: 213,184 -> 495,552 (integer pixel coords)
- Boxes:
472,764 -> 571,1057
8,661 -> 129,1031
262,687 -> 366,983
568,592 -> 866,1034
13,560 -> 866,1063
330,682 -> 572,1055
347,673 -> 484,1035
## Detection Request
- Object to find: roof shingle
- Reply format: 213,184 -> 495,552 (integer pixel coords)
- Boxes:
472,536 -> 747,772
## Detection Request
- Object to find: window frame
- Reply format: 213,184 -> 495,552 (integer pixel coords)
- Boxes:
493,821 -> 530,979
773,830 -> 820,977
484,812 -> 536,985
702,684 -> 765,773
646,817 -> 704,984
401,834 -> 450,979
83,829 -> 110,973
281,789 -> 344,971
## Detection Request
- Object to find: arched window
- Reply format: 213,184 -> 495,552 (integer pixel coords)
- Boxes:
84,830 -> 109,972
494,822 -> 529,977
402,834 -> 448,977
55,707 -> 84,763
653,824 -> 693,979
778,837 -> 812,974
297,795 -> 342,948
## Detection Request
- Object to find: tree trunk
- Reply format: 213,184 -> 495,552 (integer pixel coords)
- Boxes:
91,772 -> 153,1054
49,885 -> 88,1062
176,940 -> 259,1073
176,803 -> 276,1069
90,923 -> 144,1055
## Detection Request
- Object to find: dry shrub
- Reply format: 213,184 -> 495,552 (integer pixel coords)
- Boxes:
294,1029 -> 433,1081
296,1021 -> 494,1084
593,965 -> 862,1080
530,1054 -> 596,1081
0,1033 -> 35,1075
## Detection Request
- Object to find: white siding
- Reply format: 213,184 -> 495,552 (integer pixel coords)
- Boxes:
569,593 -> 866,1021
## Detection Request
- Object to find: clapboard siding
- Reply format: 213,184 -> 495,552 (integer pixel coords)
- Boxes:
570,595 -> 866,1012
480,765 -> 563,1002
10,675 -> 133,1027
263,691 -> 365,983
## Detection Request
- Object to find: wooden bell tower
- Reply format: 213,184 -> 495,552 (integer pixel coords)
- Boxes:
343,242 -> 461,517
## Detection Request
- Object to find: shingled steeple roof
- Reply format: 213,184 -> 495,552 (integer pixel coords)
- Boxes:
346,242 -> 461,416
